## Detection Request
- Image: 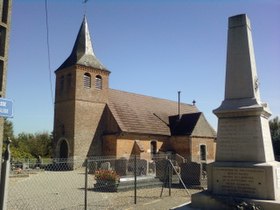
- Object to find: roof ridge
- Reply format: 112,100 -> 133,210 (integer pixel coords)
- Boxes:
109,88 -> 194,107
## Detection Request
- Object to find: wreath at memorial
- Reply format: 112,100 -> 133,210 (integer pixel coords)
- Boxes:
94,169 -> 120,192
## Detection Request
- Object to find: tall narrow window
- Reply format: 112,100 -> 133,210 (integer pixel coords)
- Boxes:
151,140 -> 157,157
67,73 -> 72,89
0,60 -> 3,91
2,0 -> 10,23
95,75 -> 102,89
60,76 -> 64,94
61,124 -> 65,136
83,73 -> 91,88
200,144 -> 206,161
0,26 -> 7,57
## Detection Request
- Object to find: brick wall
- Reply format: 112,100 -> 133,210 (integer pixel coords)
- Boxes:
103,133 -> 168,161
191,136 -> 216,163
53,100 -> 75,158
170,136 -> 191,159
54,64 -> 110,159
74,102 -> 106,157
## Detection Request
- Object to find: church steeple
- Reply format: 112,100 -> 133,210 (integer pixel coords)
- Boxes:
57,16 -> 107,71
53,16 -> 110,163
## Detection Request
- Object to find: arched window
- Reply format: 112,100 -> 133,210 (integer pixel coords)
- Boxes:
95,75 -> 102,89
83,73 -> 91,88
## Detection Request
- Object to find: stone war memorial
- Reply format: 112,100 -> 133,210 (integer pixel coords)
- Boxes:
191,14 -> 280,209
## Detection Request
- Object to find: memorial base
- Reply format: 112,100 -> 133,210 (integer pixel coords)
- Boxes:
207,161 -> 280,200
191,161 -> 280,209
191,191 -> 280,210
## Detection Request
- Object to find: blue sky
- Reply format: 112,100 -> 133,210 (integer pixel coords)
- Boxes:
7,0 -> 280,135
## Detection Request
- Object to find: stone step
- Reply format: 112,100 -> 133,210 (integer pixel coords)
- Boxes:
117,176 -> 163,191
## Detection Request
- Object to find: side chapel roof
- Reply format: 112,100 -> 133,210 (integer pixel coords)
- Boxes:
56,16 -> 108,71
169,112 -> 216,137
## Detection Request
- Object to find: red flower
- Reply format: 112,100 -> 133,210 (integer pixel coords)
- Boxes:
94,169 -> 120,181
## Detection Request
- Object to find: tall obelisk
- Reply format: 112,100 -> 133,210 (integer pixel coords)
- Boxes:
214,14 -> 273,163
191,14 -> 280,209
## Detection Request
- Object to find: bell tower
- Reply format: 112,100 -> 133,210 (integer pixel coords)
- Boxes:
53,16 -> 110,164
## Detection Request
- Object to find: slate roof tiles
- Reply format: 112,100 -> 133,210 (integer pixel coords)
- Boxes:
108,89 -> 199,136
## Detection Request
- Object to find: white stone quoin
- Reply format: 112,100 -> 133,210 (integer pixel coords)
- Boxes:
191,14 -> 280,209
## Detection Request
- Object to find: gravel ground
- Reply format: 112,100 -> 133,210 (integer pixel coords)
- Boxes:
7,169 -> 200,210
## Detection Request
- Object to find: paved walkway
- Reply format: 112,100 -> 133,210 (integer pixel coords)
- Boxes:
7,169 -> 199,210
123,197 -> 192,210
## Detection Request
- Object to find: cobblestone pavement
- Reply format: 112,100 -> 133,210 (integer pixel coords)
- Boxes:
7,169 -> 198,210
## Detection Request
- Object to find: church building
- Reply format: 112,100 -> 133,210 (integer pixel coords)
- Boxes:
52,17 -> 216,165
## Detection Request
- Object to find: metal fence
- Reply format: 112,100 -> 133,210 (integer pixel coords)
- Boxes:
7,154 -> 206,210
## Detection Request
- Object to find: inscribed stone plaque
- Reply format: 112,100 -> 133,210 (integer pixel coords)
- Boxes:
213,167 -> 266,199
216,117 -> 269,162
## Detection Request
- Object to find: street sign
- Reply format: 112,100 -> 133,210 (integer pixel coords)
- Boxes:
0,98 -> 13,118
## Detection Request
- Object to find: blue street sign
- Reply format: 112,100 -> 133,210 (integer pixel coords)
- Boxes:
0,98 -> 13,118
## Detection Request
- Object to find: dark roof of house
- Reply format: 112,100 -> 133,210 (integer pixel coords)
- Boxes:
108,89 -> 199,136
56,16 -> 108,72
169,113 -> 200,136
169,112 -> 216,137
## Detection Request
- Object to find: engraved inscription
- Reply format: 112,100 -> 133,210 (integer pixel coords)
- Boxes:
213,167 -> 265,198
216,117 -> 262,161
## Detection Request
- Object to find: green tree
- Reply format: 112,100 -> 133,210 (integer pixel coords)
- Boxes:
270,116 -> 280,157
3,121 -> 53,159
3,119 -> 14,140
15,132 -> 52,158
28,132 -> 52,158
270,116 -> 280,141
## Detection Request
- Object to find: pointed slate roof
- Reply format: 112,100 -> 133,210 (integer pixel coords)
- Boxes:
57,16 -> 108,71
108,89 -> 200,136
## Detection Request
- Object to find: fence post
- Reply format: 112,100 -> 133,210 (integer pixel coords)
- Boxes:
84,158 -> 88,210
0,138 -> 11,210
134,154 -> 137,204
168,159 -> 172,196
